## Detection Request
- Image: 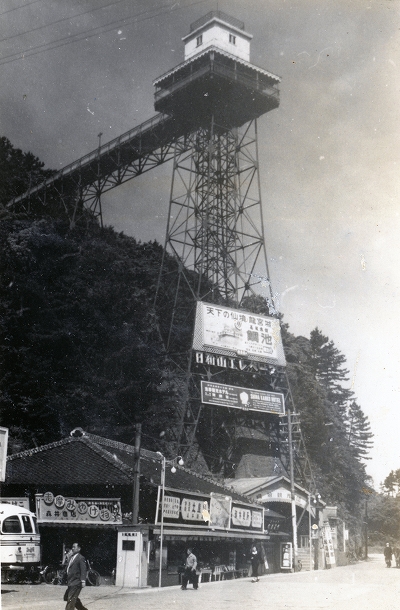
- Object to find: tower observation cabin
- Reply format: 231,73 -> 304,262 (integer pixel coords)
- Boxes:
153,11 -> 280,130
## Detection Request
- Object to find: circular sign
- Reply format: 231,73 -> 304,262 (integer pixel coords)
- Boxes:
43,492 -> 54,505
66,499 -> 77,512
77,501 -> 88,514
88,505 -> 99,518
100,508 -> 111,521
54,495 -> 65,509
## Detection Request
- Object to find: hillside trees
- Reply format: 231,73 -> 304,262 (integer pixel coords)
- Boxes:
367,480 -> 400,545
382,469 -> 400,496
0,216 -> 182,452
0,137 -> 55,210
284,327 -> 373,514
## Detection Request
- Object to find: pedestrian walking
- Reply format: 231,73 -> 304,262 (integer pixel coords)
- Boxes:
393,546 -> 400,568
250,545 -> 260,582
181,547 -> 198,590
63,542 -> 88,610
384,543 -> 393,568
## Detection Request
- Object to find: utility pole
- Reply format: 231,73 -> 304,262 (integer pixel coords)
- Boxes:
132,423 -> 141,524
364,499 -> 368,560
287,406 -> 298,571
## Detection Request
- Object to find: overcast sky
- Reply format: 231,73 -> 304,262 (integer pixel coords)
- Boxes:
2,0 -> 399,489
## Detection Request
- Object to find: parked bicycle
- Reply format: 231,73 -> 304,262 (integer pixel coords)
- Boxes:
39,564 -> 60,584
86,560 -> 101,586
39,559 -> 100,586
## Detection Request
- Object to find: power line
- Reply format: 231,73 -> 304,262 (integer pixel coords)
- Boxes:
0,0 -> 209,67
0,0 -> 132,44
0,0 -> 44,17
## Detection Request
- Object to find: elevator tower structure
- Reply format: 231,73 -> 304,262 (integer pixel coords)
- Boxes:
7,12 -> 313,484
154,12 -> 280,308
152,12 -> 285,472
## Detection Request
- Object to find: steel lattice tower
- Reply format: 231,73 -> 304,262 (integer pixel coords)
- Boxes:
153,12 -> 286,473
164,120 -> 269,306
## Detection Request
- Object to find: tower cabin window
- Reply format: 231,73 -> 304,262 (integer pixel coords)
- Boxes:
196,35 -> 203,47
229,34 -> 236,45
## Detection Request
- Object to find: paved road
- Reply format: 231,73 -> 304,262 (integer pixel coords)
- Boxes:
2,555 -> 400,610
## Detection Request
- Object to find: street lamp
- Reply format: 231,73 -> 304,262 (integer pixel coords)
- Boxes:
156,452 -> 184,588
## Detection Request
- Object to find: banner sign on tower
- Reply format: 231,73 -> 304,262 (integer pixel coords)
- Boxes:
193,302 -> 286,366
201,381 -> 285,415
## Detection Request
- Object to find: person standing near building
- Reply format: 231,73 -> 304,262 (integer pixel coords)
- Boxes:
394,546 -> 400,568
384,543 -> 393,568
250,545 -> 260,582
181,547 -> 198,590
64,542 -> 88,610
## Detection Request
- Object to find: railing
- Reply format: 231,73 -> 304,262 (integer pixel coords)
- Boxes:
154,58 -> 279,104
9,113 -> 170,205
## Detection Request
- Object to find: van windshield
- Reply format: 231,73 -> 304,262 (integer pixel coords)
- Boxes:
2,515 -> 22,533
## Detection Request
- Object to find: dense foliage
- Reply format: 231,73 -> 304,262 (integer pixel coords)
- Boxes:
0,137 -> 55,212
282,325 -> 374,519
0,216 -> 183,452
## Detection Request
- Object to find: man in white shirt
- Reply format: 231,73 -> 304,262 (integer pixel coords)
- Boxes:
181,547 -> 198,590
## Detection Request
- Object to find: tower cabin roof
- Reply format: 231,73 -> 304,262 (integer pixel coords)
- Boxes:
189,11 -> 246,33
182,11 -> 253,63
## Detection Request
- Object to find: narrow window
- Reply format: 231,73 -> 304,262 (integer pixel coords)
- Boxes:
196,35 -> 203,47
22,515 -> 33,533
229,34 -> 236,45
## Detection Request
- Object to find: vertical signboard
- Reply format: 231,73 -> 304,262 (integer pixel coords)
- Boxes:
322,522 -> 336,566
0,427 -> 9,482
209,493 -> 232,529
280,542 -> 293,570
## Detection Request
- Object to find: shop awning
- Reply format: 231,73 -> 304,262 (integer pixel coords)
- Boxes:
152,527 -> 286,541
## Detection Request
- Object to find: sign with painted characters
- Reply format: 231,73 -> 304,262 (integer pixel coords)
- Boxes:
201,381 -> 285,415
36,494 -> 122,525
0,427 -> 9,482
193,302 -> 286,366
156,489 -> 263,531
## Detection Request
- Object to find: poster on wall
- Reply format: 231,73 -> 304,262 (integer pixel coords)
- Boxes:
193,302 -> 286,366
209,492 -> 232,529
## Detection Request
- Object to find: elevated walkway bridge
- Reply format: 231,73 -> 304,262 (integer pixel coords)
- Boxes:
7,113 -> 190,227
7,50 -> 279,228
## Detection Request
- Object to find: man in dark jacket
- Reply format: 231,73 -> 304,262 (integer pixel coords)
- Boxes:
384,543 -> 393,568
64,542 -> 87,610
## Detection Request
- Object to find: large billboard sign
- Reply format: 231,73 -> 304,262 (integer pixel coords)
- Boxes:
36,493 -> 122,525
193,302 -> 286,366
201,381 -> 285,415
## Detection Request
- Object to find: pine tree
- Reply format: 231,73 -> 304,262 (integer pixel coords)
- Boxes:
346,401 -> 374,460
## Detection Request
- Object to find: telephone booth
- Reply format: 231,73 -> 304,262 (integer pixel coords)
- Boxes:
115,525 -> 149,587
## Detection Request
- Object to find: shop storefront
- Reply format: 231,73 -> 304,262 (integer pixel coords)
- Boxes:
1,431 -> 292,585
148,487 -> 272,586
